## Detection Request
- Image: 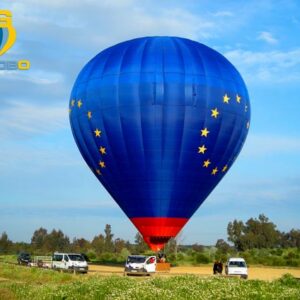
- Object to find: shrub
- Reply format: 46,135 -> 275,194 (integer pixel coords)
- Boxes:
194,253 -> 210,264
278,273 -> 300,287
86,250 -> 96,260
285,259 -> 300,267
270,256 -> 286,266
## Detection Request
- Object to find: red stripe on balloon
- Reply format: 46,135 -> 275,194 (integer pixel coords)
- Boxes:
130,217 -> 188,251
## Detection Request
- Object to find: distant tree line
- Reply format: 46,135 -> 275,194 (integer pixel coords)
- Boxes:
0,214 -> 299,266
226,214 -> 300,251
0,224 -> 148,262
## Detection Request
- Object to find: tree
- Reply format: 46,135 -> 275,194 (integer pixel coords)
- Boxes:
192,243 -> 204,252
288,229 -> 300,248
31,227 -> 48,252
104,224 -> 114,252
114,238 -> 126,253
44,229 -> 70,252
227,220 -> 245,251
280,229 -> 300,248
134,232 -> 148,253
215,239 -> 231,254
227,214 -> 281,250
71,238 -> 91,253
0,232 -> 12,254
165,231 -> 184,258
92,234 -> 105,255
244,214 -> 280,248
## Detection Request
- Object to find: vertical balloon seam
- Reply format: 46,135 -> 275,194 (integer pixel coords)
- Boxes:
99,108 -> 126,204
138,40 -> 152,215
82,104 -> 115,187
84,55 -> 102,84
138,38 -> 152,218
209,52 -> 227,173
194,41 -> 211,154
76,105 -> 111,188
181,38 -> 210,199
72,112 -> 102,188
230,117 -> 249,167
78,79 -> 122,204
138,38 -> 150,179
219,113 -> 238,172
221,76 -> 247,167
158,37 -> 165,219
215,57 -> 237,170
118,42 -> 144,214
225,117 -> 244,168
171,37 -> 188,217
101,46 -> 115,77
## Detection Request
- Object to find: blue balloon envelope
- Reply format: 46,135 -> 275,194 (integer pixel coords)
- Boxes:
69,36 -> 250,251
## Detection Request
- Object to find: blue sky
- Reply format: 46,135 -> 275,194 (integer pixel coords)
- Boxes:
0,0 -> 300,245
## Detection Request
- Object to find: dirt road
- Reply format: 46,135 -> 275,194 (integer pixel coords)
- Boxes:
88,264 -> 300,281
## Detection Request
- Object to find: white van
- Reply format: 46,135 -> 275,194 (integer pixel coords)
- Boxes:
52,253 -> 88,273
124,255 -> 156,275
225,257 -> 248,279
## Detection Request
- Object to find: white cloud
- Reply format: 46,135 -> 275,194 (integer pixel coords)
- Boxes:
7,0 -> 216,48
242,134 -> 300,157
257,31 -> 278,44
224,48 -> 300,83
0,101 -> 68,138
226,178 -> 299,204
0,143 -> 79,170
0,70 -> 64,85
213,11 -> 234,17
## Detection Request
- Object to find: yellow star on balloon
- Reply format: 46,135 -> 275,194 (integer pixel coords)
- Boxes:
211,167 -> 218,175
236,94 -> 241,103
99,161 -> 106,168
222,165 -> 228,172
211,108 -> 219,118
94,129 -> 101,137
223,94 -> 230,104
96,169 -> 101,175
71,99 -> 75,107
201,128 -> 210,137
99,146 -> 106,155
198,145 -> 207,154
77,100 -> 82,108
203,159 -> 211,168
87,111 -> 92,119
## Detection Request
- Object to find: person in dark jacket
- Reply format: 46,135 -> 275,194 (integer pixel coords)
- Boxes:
213,261 -> 218,274
217,261 -> 223,274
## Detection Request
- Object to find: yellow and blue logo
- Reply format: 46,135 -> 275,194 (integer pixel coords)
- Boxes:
0,10 -> 16,56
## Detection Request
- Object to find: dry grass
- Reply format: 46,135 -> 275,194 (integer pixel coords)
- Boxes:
0,263 -> 299,299
88,264 -> 300,280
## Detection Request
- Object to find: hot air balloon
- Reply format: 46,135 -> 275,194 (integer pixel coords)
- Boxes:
69,36 -> 250,251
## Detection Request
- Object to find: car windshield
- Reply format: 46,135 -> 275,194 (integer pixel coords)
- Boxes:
229,261 -> 246,267
127,256 -> 146,263
68,254 -> 85,262
20,253 -> 30,258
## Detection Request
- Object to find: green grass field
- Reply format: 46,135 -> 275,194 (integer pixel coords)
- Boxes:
0,262 -> 300,299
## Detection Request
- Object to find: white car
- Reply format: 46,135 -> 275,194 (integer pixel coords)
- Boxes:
52,252 -> 88,273
225,258 -> 248,279
124,255 -> 156,275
